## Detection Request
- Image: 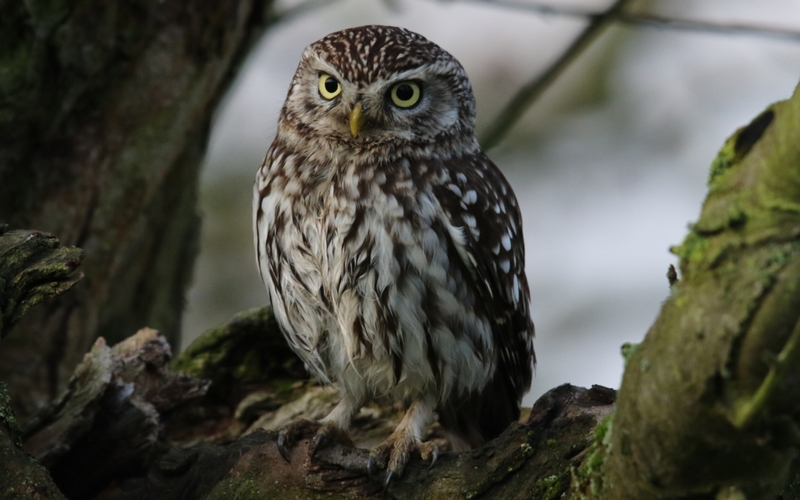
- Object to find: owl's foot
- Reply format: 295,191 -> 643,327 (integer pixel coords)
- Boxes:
276,419 -> 352,463
367,432 -> 439,487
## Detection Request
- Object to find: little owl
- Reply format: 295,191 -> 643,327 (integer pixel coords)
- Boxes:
253,25 -> 535,482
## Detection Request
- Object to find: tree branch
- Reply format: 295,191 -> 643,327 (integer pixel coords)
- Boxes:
461,0 -> 800,42
469,0 -> 800,149
0,226 -> 84,340
115,382 -> 615,500
478,0 -> 633,150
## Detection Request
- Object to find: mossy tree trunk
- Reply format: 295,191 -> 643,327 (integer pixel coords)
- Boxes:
0,0 -> 275,418
595,81 -> 800,499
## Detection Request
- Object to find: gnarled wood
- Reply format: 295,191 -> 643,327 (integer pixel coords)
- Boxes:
0,0 -> 275,420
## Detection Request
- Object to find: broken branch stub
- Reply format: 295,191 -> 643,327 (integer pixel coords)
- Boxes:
0,226 -> 84,339
22,328 -> 209,499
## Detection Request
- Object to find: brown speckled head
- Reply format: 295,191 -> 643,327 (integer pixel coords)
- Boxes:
277,25 -> 477,153
309,25 -> 449,85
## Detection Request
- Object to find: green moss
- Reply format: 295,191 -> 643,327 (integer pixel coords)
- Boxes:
620,342 -> 638,367
172,307 -> 279,380
727,204 -> 747,228
764,197 -> 800,215
233,350 -> 263,381
707,137 -> 737,186
532,473 -> 569,500
206,478 -> 270,500
520,441 -> 534,457
573,413 -> 615,497
671,229 -> 709,264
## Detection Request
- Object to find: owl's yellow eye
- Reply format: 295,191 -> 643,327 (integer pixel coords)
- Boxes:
389,81 -> 421,108
318,74 -> 342,99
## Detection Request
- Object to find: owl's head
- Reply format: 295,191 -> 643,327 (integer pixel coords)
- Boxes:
279,25 -> 478,154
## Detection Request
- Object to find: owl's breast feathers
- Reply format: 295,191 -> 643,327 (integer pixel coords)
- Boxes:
255,143 -> 533,444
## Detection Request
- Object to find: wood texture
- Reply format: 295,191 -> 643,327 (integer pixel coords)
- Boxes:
0,0 -> 275,418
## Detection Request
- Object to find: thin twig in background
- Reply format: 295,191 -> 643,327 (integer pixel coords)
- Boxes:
462,0 -> 800,43
617,12 -> 800,42
479,0 -> 634,150
465,0 -> 800,149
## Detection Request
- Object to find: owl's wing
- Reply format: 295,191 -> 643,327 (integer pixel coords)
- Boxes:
434,152 -> 535,399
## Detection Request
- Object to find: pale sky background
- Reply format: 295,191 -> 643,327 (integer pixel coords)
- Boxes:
182,0 -> 800,405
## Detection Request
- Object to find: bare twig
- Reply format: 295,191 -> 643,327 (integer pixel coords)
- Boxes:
465,0 -> 800,149
617,12 -> 800,42
460,0 -> 800,43
479,0 -> 634,150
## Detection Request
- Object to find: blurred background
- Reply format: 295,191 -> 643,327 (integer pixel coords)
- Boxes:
181,0 -> 800,405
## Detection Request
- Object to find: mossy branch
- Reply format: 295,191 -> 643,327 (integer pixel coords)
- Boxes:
732,314 -> 800,429
0,225 -> 84,339
598,82 -> 800,500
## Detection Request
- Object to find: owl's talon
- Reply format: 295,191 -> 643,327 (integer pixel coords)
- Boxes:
312,433 -> 326,455
428,446 -> 439,469
383,470 -> 395,490
368,419 -> 438,485
277,433 -> 290,463
275,419 -> 351,463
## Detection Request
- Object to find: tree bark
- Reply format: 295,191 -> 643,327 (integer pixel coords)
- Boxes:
116,383 -> 615,500
0,228 -> 80,500
599,81 -> 800,499
0,0 -> 275,419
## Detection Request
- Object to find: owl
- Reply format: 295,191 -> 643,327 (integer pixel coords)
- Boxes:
253,25 -> 535,483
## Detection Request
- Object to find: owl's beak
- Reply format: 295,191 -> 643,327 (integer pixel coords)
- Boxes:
349,102 -> 367,138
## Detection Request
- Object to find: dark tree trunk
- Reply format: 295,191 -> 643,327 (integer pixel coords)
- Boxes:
0,0 -> 274,418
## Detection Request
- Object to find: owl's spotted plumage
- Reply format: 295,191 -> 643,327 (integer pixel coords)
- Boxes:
254,25 -> 534,477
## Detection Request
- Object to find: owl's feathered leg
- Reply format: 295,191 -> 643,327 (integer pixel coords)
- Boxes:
367,396 -> 439,485
276,394 -> 361,462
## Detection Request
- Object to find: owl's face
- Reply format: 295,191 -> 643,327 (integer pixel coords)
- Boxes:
279,26 -> 478,153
